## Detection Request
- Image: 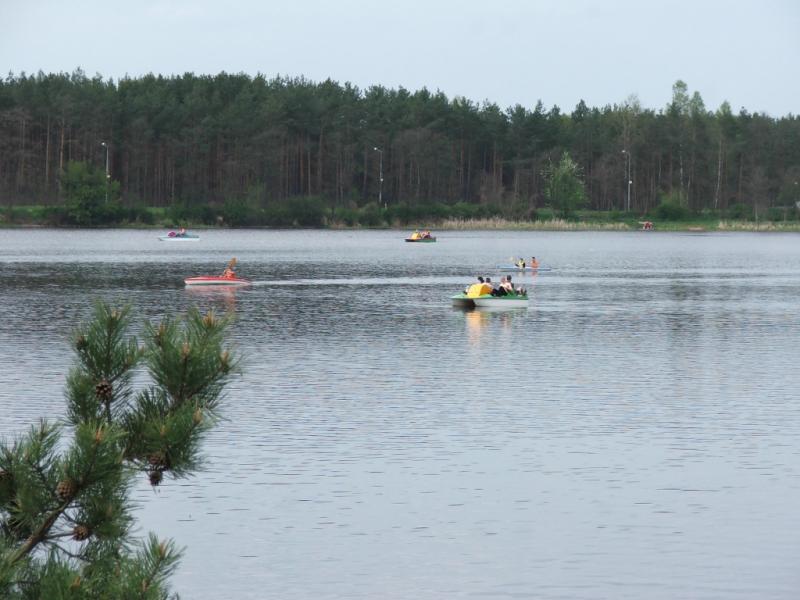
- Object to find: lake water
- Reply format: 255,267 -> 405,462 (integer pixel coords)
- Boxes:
1,229 -> 799,599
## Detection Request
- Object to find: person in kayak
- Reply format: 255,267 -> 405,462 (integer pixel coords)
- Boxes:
221,258 -> 237,279
178,227 -> 187,237
515,258 -> 525,268
530,257 -> 540,269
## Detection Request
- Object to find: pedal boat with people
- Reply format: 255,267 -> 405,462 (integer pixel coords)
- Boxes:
472,293 -> 528,308
452,292 -> 529,308
159,231 -> 200,241
405,230 -> 436,242
452,280 -> 528,308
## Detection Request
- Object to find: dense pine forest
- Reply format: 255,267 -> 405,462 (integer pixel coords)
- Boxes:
1,70 -> 799,224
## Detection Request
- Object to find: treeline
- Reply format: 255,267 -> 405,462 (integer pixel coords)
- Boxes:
1,70 -> 799,217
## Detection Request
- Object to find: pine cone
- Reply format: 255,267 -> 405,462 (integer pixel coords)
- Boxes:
148,470 -> 163,486
56,479 -> 76,501
95,380 -> 113,401
72,524 -> 91,541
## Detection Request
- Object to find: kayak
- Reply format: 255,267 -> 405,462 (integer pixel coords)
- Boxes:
496,264 -> 551,271
406,237 -> 436,242
184,276 -> 250,286
160,233 -> 200,241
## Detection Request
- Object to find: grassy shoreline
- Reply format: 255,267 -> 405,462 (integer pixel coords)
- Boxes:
3,219 -> 800,232
2,204 -> 799,232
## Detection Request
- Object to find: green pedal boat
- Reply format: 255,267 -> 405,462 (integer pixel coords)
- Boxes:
452,292 -> 529,308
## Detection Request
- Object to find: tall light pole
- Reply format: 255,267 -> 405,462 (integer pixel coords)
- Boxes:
794,181 -> 799,211
100,141 -> 110,204
622,149 -> 632,212
373,146 -> 384,209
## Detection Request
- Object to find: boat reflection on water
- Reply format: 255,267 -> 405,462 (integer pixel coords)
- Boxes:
458,304 -> 525,346
184,285 -> 241,312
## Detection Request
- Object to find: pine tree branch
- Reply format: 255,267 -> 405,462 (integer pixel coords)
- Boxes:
176,344 -> 190,403
175,370 -> 224,407
9,427 -> 103,565
48,541 -> 83,560
8,496 -> 72,565
138,537 -> 179,595
24,453 -> 58,504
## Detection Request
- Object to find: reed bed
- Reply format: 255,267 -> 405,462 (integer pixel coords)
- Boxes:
717,220 -> 800,232
436,218 -> 631,231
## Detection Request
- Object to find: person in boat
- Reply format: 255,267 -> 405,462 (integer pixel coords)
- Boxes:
178,227 -> 187,237
221,258 -> 237,279
422,230 -> 432,239
464,276 -> 484,294
410,229 -> 421,240
514,258 -> 525,269
503,275 -> 515,294
530,257 -> 540,269
491,276 -> 508,296
466,277 -> 492,297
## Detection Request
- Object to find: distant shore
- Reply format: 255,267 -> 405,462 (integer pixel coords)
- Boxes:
2,218 -> 800,232
3,201 -> 800,232
429,218 -> 800,232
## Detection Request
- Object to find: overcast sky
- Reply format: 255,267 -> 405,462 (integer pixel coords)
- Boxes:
2,0 -> 798,116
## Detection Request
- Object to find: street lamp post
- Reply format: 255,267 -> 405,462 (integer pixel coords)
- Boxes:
622,149 -> 632,212
373,146 -> 384,209
794,181 -> 799,211
100,141 -> 110,204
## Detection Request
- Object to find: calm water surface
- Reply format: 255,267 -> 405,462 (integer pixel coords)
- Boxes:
1,229 -> 799,599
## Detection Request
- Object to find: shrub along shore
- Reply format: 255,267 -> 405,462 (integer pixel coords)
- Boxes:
2,202 -> 799,232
